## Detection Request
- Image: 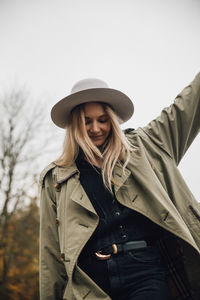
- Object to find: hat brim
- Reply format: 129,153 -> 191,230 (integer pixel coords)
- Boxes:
51,88 -> 134,128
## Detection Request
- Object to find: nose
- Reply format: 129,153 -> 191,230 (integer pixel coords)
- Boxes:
90,121 -> 100,134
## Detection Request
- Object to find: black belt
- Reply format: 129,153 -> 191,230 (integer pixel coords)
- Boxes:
95,240 -> 152,260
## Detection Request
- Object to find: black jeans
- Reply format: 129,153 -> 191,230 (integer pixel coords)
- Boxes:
79,245 -> 171,300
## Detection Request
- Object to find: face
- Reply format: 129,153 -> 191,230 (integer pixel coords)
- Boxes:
83,102 -> 111,147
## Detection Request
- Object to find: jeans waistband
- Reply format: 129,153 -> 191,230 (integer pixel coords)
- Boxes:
94,239 -> 158,260
100,240 -> 149,255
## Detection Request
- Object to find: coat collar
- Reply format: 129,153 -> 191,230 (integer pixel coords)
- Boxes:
113,162 -> 131,192
56,163 -> 79,183
55,129 -> 139,185
56,160 -> 132,191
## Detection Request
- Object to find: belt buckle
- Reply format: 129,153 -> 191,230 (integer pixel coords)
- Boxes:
95,244 -> 118,260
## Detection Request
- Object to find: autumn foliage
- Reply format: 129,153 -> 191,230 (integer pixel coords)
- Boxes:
0,89 -> 48,299
0,198 -> 39,300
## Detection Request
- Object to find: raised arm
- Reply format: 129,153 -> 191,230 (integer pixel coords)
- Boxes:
143,73 -> 200,165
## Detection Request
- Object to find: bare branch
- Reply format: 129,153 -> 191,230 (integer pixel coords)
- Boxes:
0,86 -> 49,230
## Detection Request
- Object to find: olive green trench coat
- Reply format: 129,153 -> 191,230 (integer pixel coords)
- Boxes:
40,73 -> 200,300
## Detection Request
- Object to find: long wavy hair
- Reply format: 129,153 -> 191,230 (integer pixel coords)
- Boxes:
54,103 -> 133,192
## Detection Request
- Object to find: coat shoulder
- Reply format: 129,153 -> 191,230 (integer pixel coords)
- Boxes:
39,162 -> 57,187
124,128 -> 136,140
124,127 -> 144,137
124,128 -> 135,135
124,127 -> 144,141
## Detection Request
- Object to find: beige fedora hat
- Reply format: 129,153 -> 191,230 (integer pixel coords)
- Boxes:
51,78 -> 134,128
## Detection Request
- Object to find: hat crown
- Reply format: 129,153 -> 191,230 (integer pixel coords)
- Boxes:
71,78 -> 109,94
51,78 -> 134,128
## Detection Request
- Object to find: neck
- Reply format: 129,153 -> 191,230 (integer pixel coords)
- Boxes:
78,148 -> 103,168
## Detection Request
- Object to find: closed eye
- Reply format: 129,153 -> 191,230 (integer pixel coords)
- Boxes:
99,118 -> 108,123
84,114 -> 109,125
85,118 -> 91,125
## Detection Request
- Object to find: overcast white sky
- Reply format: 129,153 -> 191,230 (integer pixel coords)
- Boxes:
0,0 -> 200,200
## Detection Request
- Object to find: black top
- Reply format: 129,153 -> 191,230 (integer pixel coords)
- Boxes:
76,156 -> 164,254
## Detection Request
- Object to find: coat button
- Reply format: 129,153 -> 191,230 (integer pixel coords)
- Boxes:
122,234 -> 127,239
115,211 -> 120,216
60,253 -> 65,262
56,218 -> 59,226
54,183 -> 61,192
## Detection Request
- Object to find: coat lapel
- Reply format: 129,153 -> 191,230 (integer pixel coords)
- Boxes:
113,162 -> 131,193
70,181 -> 97,215
56,163 -> 97,215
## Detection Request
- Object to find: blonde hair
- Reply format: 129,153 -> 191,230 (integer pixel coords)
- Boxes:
54,103 -> 133,192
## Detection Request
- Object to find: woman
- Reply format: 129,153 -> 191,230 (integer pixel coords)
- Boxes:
40,76 -> 200,300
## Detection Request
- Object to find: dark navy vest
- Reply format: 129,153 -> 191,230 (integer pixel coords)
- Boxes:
76,156 -> 164,254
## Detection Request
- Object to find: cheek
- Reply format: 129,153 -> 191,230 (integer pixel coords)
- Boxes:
105,123 -> 111,135
85,124 -> 90,132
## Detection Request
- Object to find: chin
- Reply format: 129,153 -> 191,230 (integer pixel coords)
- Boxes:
95,142 -> 104,147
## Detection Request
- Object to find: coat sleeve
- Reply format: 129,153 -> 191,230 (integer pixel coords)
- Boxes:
39,166 -> 68,300
143,72 -> 200,165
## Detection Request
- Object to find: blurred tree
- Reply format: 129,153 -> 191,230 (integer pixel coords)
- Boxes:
0,88 -> 48,299
1,198 -> 39,300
